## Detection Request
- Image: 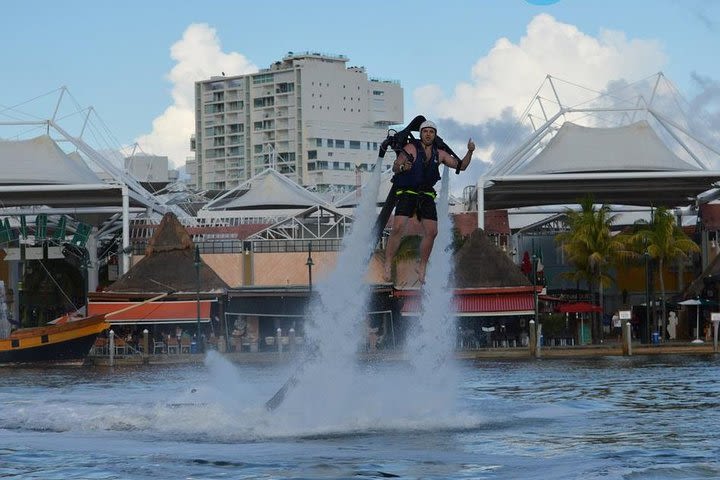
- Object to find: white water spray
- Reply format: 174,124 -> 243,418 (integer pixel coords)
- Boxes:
200,156 -> 463,432
277,154 -> 386,421
273,164 -> 460,425
404,166 -> 459,409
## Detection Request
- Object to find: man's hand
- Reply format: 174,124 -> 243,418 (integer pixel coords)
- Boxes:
398,158 -> 413,172
467,138 -> 475,153
394,152 -> 413,173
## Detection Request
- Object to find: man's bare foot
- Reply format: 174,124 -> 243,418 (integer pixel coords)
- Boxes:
416,262 -> 427,284
382,263 -> 392,283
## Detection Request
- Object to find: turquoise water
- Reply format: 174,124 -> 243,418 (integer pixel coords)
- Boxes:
1,353 -> 719,479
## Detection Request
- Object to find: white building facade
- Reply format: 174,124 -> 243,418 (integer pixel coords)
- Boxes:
188,52 -> 403,192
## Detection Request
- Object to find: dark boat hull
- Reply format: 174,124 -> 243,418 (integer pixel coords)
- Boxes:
0,316 -> 109,364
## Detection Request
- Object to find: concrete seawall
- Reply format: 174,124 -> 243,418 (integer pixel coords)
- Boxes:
85,341 -> 718,366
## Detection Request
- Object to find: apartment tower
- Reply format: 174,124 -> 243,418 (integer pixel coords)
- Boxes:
187,52 -> 403,192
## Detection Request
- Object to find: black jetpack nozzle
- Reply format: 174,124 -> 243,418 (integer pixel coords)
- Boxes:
379,115 -> 426,158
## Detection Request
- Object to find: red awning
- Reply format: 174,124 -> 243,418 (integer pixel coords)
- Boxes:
401,293 -> 535,317
556,302 -> 602,313
88,300 -> 215,325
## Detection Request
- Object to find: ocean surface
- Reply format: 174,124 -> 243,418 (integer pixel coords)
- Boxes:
1,353 -> 719,479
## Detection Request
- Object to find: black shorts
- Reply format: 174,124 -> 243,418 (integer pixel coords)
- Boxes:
394,190 -> 437,221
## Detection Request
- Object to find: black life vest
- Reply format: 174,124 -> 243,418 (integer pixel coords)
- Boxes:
393,139 -> 441,190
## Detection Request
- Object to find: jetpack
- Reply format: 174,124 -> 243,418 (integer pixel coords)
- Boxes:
372,116 -> 463,244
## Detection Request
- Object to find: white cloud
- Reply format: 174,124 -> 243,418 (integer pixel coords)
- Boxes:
414,14 -> 667,125
135,23 -> 258,168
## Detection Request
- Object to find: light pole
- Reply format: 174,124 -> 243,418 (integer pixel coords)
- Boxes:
194,245 -> 203,353
81,247 -> 91,316
531,254 -> 538,324
644,252 -> 650,344
306,242 -> 314,292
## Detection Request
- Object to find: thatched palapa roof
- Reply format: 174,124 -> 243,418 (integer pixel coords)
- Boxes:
106,212 -> 229,294
683,250 -> 720,300
453,229 -> 531,288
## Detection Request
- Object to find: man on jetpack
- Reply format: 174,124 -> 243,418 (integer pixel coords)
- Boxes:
382,120 -> 474,284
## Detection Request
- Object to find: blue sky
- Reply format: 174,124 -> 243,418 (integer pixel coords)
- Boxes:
2,0 -> 719,177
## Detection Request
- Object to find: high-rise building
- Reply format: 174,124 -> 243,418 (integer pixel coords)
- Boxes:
188,52 -> 403,192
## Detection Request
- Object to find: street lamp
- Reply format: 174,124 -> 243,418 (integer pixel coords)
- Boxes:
81,248 -> 91,316
306,242 -> 314,292
644,252 -> 651,344
531,254 -> 538,324
194,245 -> 203,353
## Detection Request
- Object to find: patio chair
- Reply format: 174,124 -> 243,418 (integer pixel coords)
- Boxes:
153,339 -> 166,354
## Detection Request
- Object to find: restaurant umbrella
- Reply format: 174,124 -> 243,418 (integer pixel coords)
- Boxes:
677,298 -> 704,344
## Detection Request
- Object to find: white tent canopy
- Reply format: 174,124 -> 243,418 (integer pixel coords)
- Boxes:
0,135 -> 101,184
478,73 -> 720,221
203,168 -> 329,211
518,121 -> 699,175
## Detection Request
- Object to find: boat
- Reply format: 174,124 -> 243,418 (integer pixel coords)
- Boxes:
0,291 -> 171,365
0,314 -> 109,364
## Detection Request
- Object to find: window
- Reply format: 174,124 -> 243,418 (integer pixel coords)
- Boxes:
254,145 -> 264,153
335,140 -> 345,148
349,141 -> 360,150
316,138 -> 322,147
254,120 -> 274,130
253,97 -> 274,108
327,139 -> 334,148
307,162 -> 316,171
253,73 -> 274,84
276,82 -> 294,93
204,104 -> 224,114
373,90 -> 384,96
308,150 -> 317,160
205,126 -> 225,136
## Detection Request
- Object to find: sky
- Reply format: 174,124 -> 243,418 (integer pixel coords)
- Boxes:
2,0 -> 720,190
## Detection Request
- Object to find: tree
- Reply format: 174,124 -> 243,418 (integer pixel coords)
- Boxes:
382,235 -> 421,281
555,196 -> 629,342
627,206 -> 699,339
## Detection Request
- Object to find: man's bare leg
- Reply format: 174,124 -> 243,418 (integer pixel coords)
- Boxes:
416,219 -> 438,284
383,215 -> 409,282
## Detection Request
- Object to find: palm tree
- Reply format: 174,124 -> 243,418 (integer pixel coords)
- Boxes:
627,207 -> 699,339
556,196 -> 629,342
381,235 -> 421,281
